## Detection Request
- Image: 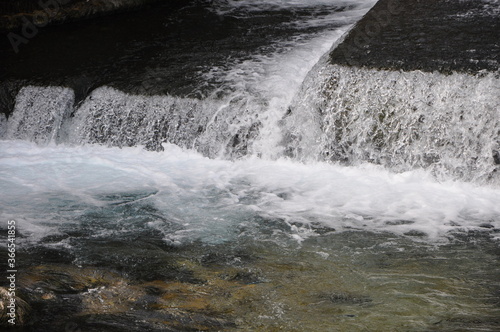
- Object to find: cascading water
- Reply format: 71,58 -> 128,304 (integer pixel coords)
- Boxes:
4,86 -> 75,144
4,63 -> 500,184
0,0 -> 379,158
1,1 -> 500,331
1,29 -> 352,159
282,60 -> 500,184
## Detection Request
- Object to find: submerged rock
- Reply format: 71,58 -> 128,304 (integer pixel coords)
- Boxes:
8,259 -> 265,330
323,292 -> 372,305
404,230 -> 427,237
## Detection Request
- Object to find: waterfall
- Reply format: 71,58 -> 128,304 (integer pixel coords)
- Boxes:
282,60 -> 500,184
68,86 -> 266,158
3,86 -> 74,144
2,62 -> 500,185
1,0 -> 499,185
2,85 -> 265,159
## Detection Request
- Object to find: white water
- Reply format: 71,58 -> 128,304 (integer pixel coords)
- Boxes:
4,87 -> 74,144
1,141 -> 499,245
1,0 -> 499,245
204,0 -> 376,157
210,0 -> 375,16
284,63 -> 500,184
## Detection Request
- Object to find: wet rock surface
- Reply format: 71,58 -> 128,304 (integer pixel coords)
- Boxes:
0,0 -> 189,32
330,0 -> 500,73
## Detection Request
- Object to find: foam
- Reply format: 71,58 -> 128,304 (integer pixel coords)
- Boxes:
1,141 -> 498,245
5,1 -> 370,159
201,0 -> 377,158
209,30 -> 350,158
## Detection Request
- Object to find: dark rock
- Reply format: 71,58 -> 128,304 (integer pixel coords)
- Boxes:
9,262 -> 245,331
309,222 -> 336,235
276,192 -> 291,200
385,220 -> 415,226
448,229 -> 494,243
227,121 -> 262,159
14,281 -> 83,331
72,310 -> 235,332
493,150 -> 500,165
75,238 -> 203,284
22,246 -> 76,266
320,292 -> 372,305
0,79 -> 25,118
144,286 -> 166,296
224,270 -> 264,285
438,315 -> 500,331
200,248 -> 257,267
404,230 -> 427,237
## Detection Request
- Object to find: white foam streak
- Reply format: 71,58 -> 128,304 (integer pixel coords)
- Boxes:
234,30 -> 348,157
203,0 -> 376,157
213,0 -> 375,14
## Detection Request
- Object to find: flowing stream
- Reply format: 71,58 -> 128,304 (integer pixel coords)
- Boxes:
0,0 -> 499,331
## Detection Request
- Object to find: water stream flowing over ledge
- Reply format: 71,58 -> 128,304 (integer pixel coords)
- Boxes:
2,63 -> 499,185
283,63 -> 500,184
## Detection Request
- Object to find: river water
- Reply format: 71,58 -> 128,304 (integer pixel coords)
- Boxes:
1,0 -> 499,331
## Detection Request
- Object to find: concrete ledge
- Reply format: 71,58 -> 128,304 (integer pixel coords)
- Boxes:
329,0 -> 500,73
